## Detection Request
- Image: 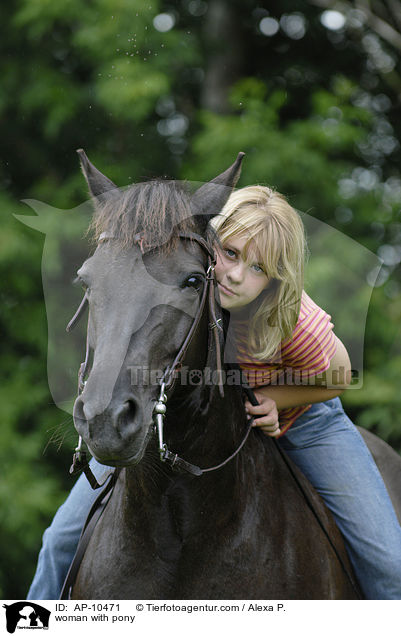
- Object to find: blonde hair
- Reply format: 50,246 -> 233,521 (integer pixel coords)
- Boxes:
211,185 -> 306,361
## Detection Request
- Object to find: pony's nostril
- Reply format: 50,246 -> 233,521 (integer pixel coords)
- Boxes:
73,396 -> 90,439
73,397 -> 86,422
123,400 -> 137,420
114,400 -> 138,438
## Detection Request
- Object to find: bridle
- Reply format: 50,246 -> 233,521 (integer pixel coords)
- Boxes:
66,230 -> 254,487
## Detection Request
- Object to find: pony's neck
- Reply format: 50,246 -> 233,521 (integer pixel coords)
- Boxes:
124,380 -> 247,500
166,378 -> 247,470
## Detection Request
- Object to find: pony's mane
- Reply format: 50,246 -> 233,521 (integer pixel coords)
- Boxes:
89,180 -> 198,251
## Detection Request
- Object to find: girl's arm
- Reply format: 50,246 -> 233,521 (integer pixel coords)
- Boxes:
245,335 -> 351,437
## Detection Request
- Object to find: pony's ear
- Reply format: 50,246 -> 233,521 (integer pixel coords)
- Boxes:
77,149 -> 117,198
191,152 -> 245,235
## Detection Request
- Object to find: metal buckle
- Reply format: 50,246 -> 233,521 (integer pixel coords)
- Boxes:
206,264 -> 215,280
210,318 -> 222,330
153,381 -> 168,461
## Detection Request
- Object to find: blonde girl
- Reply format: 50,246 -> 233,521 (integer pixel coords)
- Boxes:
212,185 -> 401,599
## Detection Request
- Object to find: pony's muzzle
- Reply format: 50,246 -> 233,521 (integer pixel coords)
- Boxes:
73,395 -> 143,454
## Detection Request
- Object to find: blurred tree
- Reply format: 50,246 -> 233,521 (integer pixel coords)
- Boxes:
1,0 -> 401,598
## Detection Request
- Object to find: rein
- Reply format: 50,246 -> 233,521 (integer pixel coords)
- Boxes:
153,379 -> 253,477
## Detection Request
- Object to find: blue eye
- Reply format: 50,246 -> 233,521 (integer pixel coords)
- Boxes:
251,264 -> 264,273
225,248 -> 236,258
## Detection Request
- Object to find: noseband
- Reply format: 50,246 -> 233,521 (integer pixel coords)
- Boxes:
67,231 -> 252,486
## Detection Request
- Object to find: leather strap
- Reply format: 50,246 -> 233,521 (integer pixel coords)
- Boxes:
69,448 -> 115,489
66,292 -> 88,333
162,266 -> 211,391
161,448 -> 203,476
59,470 -> 119,599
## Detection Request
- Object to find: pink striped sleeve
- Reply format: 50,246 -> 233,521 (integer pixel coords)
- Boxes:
281,301 -> 336,375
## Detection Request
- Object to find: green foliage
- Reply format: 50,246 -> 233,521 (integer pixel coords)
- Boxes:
0,194 -> 73,598
95,58 -> 170,121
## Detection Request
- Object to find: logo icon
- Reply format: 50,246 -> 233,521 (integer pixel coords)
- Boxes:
3,602 -> 51,633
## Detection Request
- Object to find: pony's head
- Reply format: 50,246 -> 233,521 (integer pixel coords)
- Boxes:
72,150 -> 244,465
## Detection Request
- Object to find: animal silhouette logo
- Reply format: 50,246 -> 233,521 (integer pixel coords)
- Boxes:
2,602 -> 50,633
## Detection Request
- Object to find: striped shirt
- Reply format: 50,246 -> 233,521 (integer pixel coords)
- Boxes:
233,291 -> 337,435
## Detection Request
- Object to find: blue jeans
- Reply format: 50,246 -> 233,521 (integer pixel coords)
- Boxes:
27,398 -> 401,600
277,398 -> 401,599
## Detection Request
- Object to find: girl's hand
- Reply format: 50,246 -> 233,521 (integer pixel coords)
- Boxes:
244,390 -> 280,438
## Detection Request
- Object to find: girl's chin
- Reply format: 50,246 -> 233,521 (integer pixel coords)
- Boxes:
222,302 -> 246,315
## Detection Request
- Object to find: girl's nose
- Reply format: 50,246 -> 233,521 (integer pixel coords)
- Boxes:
227,262 -> 244,283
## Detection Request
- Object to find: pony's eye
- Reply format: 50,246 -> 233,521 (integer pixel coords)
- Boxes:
182,274 -> 204,292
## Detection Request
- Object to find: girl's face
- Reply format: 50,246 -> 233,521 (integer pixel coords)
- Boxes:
214,235 -> 269,313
